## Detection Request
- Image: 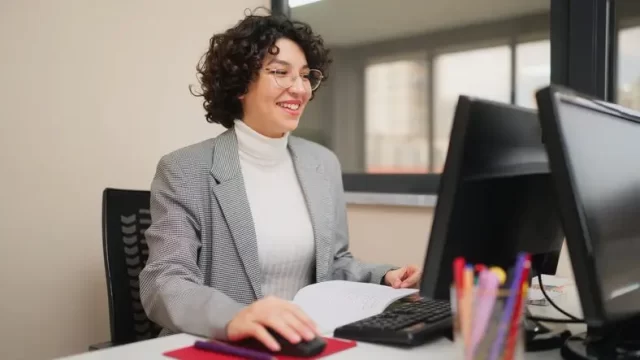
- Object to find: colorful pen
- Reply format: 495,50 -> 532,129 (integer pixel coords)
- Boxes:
462,264 -> 474,354
194,340 -> 275,360
453,257 -> 465,293
488,253 -> 528,360
503,255 -> 531,360
469,269 -> 500,358
453,256 -> 466,350
474,264 -> 486,285
453,258 -> 465,307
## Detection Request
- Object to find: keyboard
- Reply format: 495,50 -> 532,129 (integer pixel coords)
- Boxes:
333,297 -> 453,347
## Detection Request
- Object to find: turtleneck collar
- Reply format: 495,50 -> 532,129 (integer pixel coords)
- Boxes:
234,119 -> 289,166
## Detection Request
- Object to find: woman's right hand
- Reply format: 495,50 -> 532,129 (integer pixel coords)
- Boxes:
225,296 -> 321,351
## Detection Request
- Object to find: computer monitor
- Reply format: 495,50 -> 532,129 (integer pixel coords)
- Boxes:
419,95 -> 565,302
536,85 -> 640,359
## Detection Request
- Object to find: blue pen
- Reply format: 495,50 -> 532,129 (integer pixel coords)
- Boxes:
487,253 -> 527,360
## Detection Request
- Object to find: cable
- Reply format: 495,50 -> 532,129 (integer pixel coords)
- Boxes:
526,315 -> 583,324
536,272 -> 583,322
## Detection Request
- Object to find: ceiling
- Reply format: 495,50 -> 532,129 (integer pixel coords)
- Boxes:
291,0 -> 550,46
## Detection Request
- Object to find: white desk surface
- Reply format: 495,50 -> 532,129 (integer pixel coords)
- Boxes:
56,333 -> 563,360
57,281 -> 583,360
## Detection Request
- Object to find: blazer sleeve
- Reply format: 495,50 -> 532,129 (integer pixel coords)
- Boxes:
139,155 -> 245,340
327,154 -> 398,284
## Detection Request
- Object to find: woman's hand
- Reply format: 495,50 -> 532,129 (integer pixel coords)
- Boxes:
226,296 -> 321,351
384,265 -> 422,289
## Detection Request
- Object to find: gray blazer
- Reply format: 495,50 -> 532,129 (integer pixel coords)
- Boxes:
139,128 -> 394,340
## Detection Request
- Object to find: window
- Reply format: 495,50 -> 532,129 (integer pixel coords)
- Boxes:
288,0 -> 322,8
365,55 -> 429,173
516,40 -> 550,109
433,45 -> 511,172
618,26 -> 640,111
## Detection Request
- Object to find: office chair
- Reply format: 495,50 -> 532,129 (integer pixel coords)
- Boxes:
89,188 -> 162,350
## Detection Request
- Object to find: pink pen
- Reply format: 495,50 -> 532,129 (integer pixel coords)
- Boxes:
469,270 -> 500,358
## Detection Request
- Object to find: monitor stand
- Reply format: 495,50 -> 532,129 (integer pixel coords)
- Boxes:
523,266 -> 572,352
561,316 -> 640,360
524,308 -> 572,352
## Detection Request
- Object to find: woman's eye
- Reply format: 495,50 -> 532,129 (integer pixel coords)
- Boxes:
273,70 -> 288,76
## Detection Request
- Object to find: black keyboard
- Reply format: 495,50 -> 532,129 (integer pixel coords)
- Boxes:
333,298 -> 453,346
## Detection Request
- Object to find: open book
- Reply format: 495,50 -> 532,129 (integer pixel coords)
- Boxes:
291,280 -> 418,335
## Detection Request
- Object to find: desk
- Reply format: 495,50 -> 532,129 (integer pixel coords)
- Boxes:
57,333 -> 563,360
57,281 -> 582,360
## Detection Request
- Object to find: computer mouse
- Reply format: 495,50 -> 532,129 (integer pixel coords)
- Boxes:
238,328 -> 327,357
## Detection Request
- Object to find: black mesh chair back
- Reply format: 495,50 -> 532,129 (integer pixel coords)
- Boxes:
101,188 -> 162,346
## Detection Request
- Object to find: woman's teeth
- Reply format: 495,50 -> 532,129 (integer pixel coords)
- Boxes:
278,103 -> 300,110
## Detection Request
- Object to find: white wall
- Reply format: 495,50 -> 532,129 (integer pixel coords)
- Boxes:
0,1 -> 268,359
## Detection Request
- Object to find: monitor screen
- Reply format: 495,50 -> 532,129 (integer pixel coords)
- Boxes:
420,96 -> 564,301
554,98 -> 640,320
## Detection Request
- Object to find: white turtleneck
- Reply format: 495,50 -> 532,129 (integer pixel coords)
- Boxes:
233,119 -> 315,300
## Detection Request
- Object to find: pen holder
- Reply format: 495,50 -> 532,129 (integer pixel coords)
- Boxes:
450,285 -> 526,360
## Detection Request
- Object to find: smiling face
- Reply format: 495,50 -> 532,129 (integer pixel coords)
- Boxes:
239,38 -> 315,138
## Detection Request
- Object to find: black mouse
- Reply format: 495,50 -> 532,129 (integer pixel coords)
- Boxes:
238,328 -> 327,357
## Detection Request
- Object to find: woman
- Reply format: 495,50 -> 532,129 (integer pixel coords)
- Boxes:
139,10 -> 422,352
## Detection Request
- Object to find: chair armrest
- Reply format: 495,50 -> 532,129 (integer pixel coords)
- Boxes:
88,341 -> 113,351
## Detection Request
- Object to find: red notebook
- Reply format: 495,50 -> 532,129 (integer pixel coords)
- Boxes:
163,337 -> 357,360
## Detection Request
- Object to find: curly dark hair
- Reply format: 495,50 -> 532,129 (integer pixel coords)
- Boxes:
190,8 -> 332,128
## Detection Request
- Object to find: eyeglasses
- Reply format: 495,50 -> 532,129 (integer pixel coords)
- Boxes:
264,68 -> 324,91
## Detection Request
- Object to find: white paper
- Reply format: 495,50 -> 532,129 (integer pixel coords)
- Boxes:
292,280 -> 418,334
528,274 -> 572,302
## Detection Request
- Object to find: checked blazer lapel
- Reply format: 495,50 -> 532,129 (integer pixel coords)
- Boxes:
288,137 -> 333,283
210,130 -> 263,299
209,130 -> 334,298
